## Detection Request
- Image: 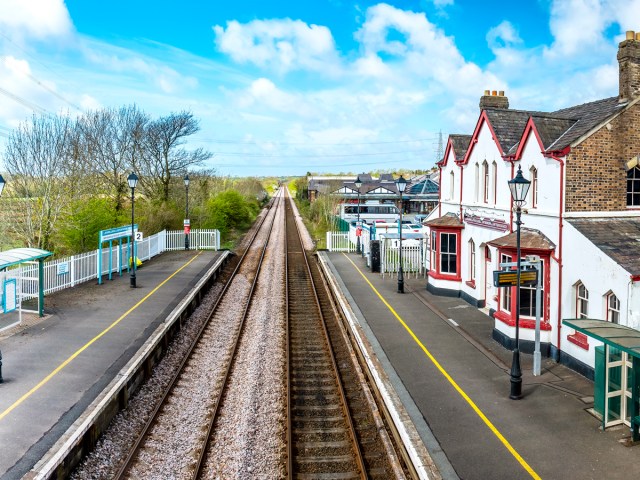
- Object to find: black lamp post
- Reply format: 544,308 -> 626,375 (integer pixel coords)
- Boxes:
396,175 -> 408,293
184,174 -> 190,251
355,174 -> 363,254
128,172 -> 138,288
0,174 -> 5,383
507,165 -> 531,400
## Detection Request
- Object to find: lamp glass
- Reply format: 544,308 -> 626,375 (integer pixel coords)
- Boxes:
508,166 -> 530,203
184,174 -> 190,187
0,174 -> 5,197
127,172 -> 138,189
396,175 -> 408,193
354,174 -> 363,189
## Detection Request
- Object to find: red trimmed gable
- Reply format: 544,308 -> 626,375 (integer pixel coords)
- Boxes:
513,117 -> 545,160
459,110 -> 505,165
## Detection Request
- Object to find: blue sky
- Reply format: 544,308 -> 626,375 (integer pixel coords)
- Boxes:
0,0 -> 637,176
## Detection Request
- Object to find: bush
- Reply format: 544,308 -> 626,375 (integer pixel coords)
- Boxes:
203,189 -> 259,240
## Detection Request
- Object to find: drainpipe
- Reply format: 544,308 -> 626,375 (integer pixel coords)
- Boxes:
438,164 -> 442,217
544,149 -> 567,362
508,160 -> 515,233
459,163 -> 464,219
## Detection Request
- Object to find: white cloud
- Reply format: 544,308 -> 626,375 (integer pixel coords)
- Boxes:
0,0 -> 73,40
213,19 -> 341,74
487,21 -> 522,51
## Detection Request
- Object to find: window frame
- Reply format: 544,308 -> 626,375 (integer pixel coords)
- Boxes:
483,160 -> 489,203
627,166 -> 640,207
530,166 -> 538,209
607,292 -> 620,324
576,282 -> 589,319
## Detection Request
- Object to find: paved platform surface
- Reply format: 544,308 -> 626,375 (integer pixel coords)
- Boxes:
0,250 -> 222,480
323,251 -> 640,480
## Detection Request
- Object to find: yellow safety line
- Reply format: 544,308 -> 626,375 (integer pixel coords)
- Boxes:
0,252 -> 203,422
342,253 -> 541,480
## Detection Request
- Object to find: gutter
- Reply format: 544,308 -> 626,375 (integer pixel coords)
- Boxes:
543,147 -> 569,362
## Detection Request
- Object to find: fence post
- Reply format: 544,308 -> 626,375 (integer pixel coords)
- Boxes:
71,255 -> 76,287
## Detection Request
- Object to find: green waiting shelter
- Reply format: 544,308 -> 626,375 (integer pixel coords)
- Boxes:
0,248 -> 53,318
563,318 -> 640,441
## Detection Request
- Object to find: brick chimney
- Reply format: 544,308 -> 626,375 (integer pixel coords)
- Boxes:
479,90 -> 509,110
618,31 -> 640,102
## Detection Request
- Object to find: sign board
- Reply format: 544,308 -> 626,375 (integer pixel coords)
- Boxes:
493,269 -> 538,288
135,232 -> 143,242
57,262 -> 69,276
3,278 -> 16,313
184,219 -> 190,226
184,225 -> 190,234
99,225 -> 138,243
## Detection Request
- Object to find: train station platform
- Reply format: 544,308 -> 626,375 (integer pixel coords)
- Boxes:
320,251 -> 640,480
0,250 -> 226,479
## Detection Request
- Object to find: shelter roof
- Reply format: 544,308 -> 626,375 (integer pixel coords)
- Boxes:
0,248 -> 52,270
425,213 -> 464,228
563,319 -> 640,359
567,216 -> 640,276
487,227 -> 555,251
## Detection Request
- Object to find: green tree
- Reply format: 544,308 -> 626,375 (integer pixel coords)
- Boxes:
56,197 -> 119,254
203,190 -> 259,240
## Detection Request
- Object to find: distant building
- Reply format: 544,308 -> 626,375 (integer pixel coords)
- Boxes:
307,173 -> 439,214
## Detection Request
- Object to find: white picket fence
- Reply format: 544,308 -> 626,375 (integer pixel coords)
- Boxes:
380,238 -> 428,279
326,226 -> 429,278
12,228 -> 220,302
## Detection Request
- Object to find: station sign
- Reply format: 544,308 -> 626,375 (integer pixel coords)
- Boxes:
493,269 -> 538,287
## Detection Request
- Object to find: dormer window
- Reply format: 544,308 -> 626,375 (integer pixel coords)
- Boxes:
627,166 -> 640,206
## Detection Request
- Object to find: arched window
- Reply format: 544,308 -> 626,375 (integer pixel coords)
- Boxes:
576,282 -> 589,318
530,167 -> 538,208
469,239 -> 476,282
449,171 -> 455,200
607,293 -> 620,324
483,160 -> 489,203
627,166 -> 640,206
474,163 -> 480,202
492,161 -> 498,204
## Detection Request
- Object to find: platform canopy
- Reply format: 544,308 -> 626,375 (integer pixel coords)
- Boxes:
563,318 -> 640,358
0,248 -> 52,270
0,248 -> 52,317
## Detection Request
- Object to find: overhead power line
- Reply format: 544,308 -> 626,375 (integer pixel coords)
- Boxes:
200,137 -> 436,147
0,86 -> 49,114
214,148 -> 428,158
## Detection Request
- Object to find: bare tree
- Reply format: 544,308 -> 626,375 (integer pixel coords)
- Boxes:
76,105 -> 148,216
3,114 -> 76,250
137,111 -> 212,202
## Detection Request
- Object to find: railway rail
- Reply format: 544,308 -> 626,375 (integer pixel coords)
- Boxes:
70,188 -> 413,479
114,191 -> 283,479
285,192 -> 407,479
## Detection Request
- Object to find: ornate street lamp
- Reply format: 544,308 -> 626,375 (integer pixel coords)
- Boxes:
0,174 -> 5,383
184,174 -> 190,251
355,174 -> 363,255
128,172 -> 139,288
396,175 -> 408,293
507,165 -> 531,399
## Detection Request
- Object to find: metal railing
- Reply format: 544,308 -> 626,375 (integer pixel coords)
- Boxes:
11,229 -> 219,302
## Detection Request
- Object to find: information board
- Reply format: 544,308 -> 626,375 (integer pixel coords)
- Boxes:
493,269 -> 538,288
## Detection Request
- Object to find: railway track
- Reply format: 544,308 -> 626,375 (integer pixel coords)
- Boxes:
73,188 -> 410,479
114,191 -> 283,479
285,192 -> 406,479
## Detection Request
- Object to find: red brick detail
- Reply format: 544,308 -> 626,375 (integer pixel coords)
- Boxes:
567,332 -> 590,350
494,310 -> 553,330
